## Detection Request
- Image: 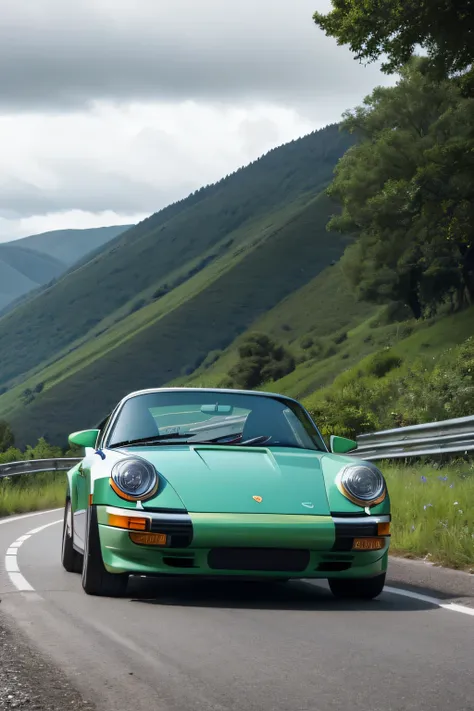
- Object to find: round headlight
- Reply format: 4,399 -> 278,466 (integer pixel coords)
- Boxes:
110,458 -> 158,501
337,463 -> 386,506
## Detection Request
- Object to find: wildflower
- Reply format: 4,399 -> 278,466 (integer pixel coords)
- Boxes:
438,475 -> 448,481
421,476 -> 427,483
423,503 -> 433,510
454,501 -> 459,505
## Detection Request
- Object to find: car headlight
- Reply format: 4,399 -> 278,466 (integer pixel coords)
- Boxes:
337,463 -> 386,507
110,458 -> 158,501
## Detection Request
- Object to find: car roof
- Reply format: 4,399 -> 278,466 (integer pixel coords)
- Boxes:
118,387 -> 302,407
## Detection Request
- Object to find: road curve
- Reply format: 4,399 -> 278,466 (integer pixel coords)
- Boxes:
1,509 -> 473,711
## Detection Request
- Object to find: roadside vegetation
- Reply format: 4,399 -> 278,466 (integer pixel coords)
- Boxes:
384,462 -> 474,572
0,473 -> 65,518
0,430 -> 75,517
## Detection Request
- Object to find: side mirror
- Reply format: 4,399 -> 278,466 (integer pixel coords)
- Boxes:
330,435 -> 357,454
68,429 -> 100,449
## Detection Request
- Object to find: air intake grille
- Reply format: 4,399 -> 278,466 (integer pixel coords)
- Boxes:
208,548 -> 310,572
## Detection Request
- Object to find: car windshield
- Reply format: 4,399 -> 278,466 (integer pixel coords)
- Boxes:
106,391 -> 326,451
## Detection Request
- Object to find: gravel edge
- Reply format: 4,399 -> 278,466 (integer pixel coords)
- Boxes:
0,610 -> 95,711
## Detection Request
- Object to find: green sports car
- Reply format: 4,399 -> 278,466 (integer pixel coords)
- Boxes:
61,387 -> 391,598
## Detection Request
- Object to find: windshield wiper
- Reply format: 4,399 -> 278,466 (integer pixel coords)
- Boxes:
110,433 -> 273,449
109,433 -> 192,448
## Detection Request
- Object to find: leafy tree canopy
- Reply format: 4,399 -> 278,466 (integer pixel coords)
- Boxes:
326,58 -> 474,318
313,0 -> 474,76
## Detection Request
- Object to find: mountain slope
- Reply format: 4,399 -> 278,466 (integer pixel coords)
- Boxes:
0,189 -> 351,445
0,225 -> 132,315
0,244 -> 64,312
0,123 -> 354,396
10,225 -> 133,266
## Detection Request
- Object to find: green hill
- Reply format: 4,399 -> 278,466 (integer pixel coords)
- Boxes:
0,123 -> 356,445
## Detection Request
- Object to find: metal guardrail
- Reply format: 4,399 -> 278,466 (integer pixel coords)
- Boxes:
352,415 -> 474,461
0,458 -> 81,479
0,414 -> 473,476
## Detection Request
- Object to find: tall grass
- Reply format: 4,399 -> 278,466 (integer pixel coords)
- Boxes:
384,462 -> 474,571
0,472 -> 66,517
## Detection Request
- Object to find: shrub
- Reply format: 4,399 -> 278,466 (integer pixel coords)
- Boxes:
367,350 -> 403,378
227,333 -> 295,389
300,335 -> 314,350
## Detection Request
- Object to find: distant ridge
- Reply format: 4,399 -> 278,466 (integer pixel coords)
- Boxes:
0,224 -> 132,313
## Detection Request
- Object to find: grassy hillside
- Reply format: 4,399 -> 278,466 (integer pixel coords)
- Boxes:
1,190 -> 352,446
170,258 -> 474,420
170,261 -> 376,389
0,123 -> 353,395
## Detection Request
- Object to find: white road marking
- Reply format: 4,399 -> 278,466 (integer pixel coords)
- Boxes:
7,572 -> 34,592
383,585 -> 474,617
0,509 -> 473,619
5,555 -> 20,573
0,508 -> 62,526
3,517 -> 62,593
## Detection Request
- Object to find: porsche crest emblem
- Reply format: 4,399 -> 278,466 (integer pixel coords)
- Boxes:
252,496 -> 263,503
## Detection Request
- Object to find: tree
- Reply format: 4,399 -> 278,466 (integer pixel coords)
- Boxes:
327,58 -> 474,317
0,420 -> 15,452
313,0 -> 474,77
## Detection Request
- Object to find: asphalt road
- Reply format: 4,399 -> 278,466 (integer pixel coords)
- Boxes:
1,509 -> 473,711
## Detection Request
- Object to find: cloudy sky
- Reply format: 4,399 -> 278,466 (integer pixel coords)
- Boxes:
0,0 -> 394,243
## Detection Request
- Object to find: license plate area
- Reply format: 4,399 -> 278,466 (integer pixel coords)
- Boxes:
130,532 -> 168,546
352,537 -> 385,551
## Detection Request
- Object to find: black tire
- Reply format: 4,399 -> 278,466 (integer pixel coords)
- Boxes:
61,496 -> 83,573
81,505 -> 129,597
328,573 -> 386,600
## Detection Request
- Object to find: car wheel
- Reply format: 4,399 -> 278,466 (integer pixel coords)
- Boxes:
61,496 -> 83,573
328,573 -> 386,600
81,504 -> 129,597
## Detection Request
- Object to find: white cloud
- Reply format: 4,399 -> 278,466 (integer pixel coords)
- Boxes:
0,211 -> 143,242
0,0 -> 395,242
0,100 -> 318,241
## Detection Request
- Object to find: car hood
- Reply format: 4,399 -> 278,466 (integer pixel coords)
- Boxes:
121,445 -> 331,516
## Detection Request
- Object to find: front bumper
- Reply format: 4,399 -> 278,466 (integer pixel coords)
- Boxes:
96,505 -> 390,579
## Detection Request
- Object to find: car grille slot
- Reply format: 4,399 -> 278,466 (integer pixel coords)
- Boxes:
150,519 -> 193,548
335,523 -> 378,537
332,522 -> 378,552
163,556 -> 195,568
316,561 -> 352,572
208,548 -> 310,572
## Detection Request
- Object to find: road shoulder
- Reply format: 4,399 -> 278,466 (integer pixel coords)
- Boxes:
388,555 -> 474,607
0,609 -> 95,711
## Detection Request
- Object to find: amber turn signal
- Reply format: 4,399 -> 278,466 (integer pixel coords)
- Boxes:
107,513 -> 149,531
377,521 -> 391,536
